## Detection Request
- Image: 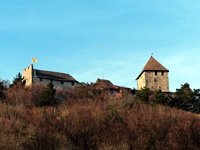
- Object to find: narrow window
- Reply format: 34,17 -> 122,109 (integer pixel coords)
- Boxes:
162,72 -> 164,76
40,78 -> 43,81
154,78 -> 157,82
61,81 -> 64,85
50,79 -> 53,83
71,82 -> 75,86
155,71 -> 157,76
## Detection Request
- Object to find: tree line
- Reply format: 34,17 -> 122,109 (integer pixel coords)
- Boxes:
1,72 -> 200,113
136,83 -> 200,113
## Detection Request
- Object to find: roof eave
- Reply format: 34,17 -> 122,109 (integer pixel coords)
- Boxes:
136,70 -> 169,80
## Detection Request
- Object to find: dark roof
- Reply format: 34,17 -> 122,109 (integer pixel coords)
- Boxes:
95,78 -> 119,90
136,56 -> 169,80
35,69 -> 78,82
117,86 -> 131,91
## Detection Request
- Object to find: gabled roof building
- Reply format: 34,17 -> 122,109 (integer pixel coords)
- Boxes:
94,78 -> 131,98
95,78 -> 119,91
22,64 -> 79,89
136,56 -> 169,92
94,79 -> 122,97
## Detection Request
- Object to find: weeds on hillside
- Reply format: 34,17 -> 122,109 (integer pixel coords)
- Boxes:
0,84 -> 199,149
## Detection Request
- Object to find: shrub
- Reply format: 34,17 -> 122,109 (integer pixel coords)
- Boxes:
39,82 -> 56,106
153,90 -> 169,105
136,87 -> 152,102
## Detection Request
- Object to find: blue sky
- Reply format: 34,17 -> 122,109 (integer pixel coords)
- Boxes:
1,0 -> 200,91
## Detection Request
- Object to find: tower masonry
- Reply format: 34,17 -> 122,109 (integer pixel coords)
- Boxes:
136,56 -> 169,92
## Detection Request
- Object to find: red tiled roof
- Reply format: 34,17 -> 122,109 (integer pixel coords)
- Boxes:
136,56 -> 169,80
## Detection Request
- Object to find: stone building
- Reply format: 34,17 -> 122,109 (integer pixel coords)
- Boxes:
22,64 -> 79,89
136,56 -> 169,92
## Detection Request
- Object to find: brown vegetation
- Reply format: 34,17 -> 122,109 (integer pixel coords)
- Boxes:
0,84 -> 200,149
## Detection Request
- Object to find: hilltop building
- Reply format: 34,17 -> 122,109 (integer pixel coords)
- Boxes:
136,56 -> 169,92
94,78 -> 131,98
22,64 -> 79,88
95,78 -> 120,96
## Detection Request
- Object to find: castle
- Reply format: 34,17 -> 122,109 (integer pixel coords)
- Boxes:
136,56 -> 169,92
22,64 -> 79,89
22,56 -> 169,92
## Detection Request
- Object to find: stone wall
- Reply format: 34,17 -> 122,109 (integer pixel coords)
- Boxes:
33,76 -> 78,89
137,73 -> 146,90
137,71 -> 169,92
22,64 -> 33,87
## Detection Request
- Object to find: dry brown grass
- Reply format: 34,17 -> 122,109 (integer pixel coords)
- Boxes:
0,84 -> 199,149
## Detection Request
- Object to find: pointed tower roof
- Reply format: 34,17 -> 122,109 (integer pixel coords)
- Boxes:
136,56 -> 169,80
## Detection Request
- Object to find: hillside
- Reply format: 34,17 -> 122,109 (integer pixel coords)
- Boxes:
0,83 -> 200,149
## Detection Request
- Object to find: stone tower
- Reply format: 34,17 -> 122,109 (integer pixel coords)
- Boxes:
136,56 -> 169,92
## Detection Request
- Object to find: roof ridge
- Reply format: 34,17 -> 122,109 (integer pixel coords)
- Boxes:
35,69 -> 70,75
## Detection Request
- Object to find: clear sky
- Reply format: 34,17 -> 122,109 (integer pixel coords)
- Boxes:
1,0 -> 200,91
